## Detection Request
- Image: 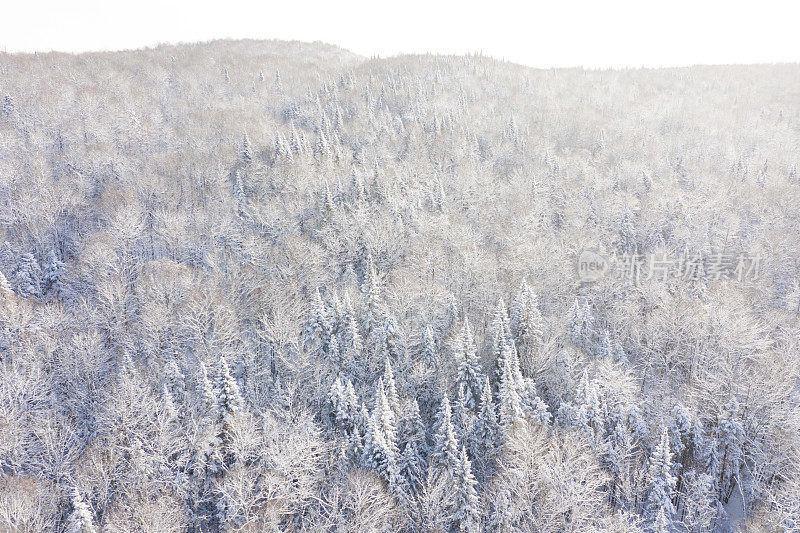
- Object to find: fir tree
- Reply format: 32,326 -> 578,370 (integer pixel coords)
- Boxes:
452,445 -> 480,533
310,287 -> 332,350
361,253 -> 384,336
570,298 -> 595,351
40,249 -> 64,298
322,180 -> 336,220
510,279 -> 544,366
717,396 -> 745,500
383,358 -> 401,416
454,318 -> 483,409
165,358 -> 186,406
215,356 -> 244,452
434,393 -> 460,478
382,315 -> 402,361
498,356 -> 523,435
362,405 -> 389,475
240,131 -> 252,164
65,487 -> 96,533
420,324 -> 438,367
646,427 -> 677,527
399,439 -> 425,492
474,376 -> 499,451
491,299 -> 515,385
13,252 -> 41,298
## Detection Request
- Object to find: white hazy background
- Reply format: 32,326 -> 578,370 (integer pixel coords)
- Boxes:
2,0 -> 798,68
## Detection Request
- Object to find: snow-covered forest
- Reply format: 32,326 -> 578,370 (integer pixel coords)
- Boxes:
1,40 -> 799,532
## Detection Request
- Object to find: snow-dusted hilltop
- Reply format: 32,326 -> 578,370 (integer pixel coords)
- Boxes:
0,40 -> 798,531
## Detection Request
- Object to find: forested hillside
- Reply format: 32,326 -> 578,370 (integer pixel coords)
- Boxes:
1,40 -> 799,532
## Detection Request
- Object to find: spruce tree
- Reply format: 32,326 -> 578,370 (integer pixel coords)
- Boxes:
382,315 -> 402,361
310,287 -> 332,350
452,445 -> 480,533
40,250 -> 64,298
240,131 -> 252,164
498,356 -> 523,435
383,358 -> 401,416
65,487 -> 96,533
491,299 -> 513,384
13,252 -> 41,298
510,279 -> 544,370
361,253 -> 383,336
420,324 -> 438,367
454,318 -> 483,409
434,393 -> 460,477
215,356 -> 244,452
645,426 -> 677,527
475,377 -> 499,449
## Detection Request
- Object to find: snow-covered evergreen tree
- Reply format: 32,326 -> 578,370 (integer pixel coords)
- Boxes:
454,318 -> 483,409
381,315 -> 402,361
240,131 -> 252,164
310,287 -> 332,350
570,298 -> 595,351
65,487 -> 96,533
361,253 -> 384,336
13,252 -> 41,298
40,250 -> 64,298
452,445 -> 480,533
383,359 -> 402,417
510,279 -> 544,370
420,324 -> 438,367
215,356 -> 244,451
645,427 -> 677,528
716,396 -> 745,500
498,356 -> 524,435
433,393 -> 460,478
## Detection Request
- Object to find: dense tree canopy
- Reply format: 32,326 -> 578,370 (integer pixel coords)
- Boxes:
0,39 -> 798,531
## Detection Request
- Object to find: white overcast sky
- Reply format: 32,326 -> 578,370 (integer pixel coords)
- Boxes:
2,0 -> 798,68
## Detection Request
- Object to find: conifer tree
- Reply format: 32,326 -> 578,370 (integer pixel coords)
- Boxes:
362,406 -> 389,475
65,487 -> 96,533
399,438 -> 425,492
383,358 -> 401,416
215,356 -> 244,451
233,170 -> 245,200
646,427 -> 677,527
434,393 -> 460,477
498,357 -> 523,435
570,298 -> 595,351
491,299 -> 513,384
361,253 -> 384,336
240,131 -> 252,164
717,396 -> 745,499
510,279 -> 544,369
382,315 -> 402,361
421,324 -> 438,367
310,287 -> 332,350
41,250 -> 64,298
401,398 -> 427,452
454,318 -> 483,409
329,377 -> 347,428
452,445 -> 480,533
474,376 -> 499,451
322,180 -> 336,220
13,252 -> 41,298
165,358 -> 186,404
